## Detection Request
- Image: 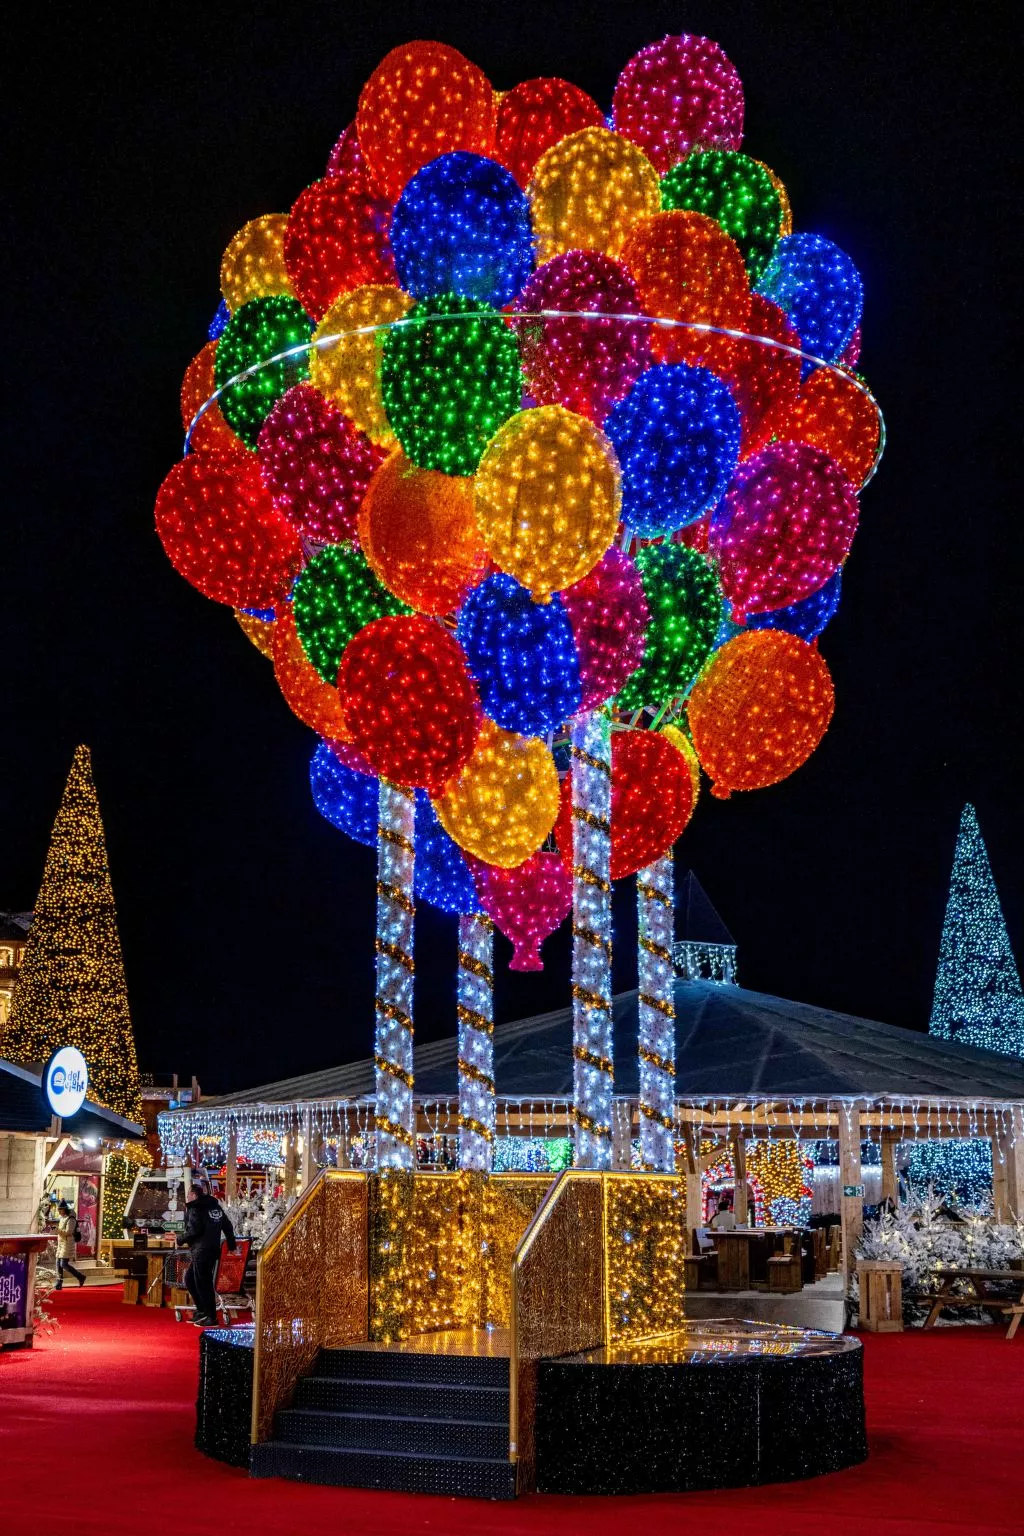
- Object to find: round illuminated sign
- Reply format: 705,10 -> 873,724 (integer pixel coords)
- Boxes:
43,1047 -> 89,1118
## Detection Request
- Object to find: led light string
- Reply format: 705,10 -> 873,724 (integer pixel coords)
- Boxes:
637,852 -> 676,1172
457,911 -> 495,1170
375,779 -> 416,1168
570,709 -> 614,1167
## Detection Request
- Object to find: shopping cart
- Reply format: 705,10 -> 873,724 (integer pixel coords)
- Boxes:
171,1238 -> 252,1326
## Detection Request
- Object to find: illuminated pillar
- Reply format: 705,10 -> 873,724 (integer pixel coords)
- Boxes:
374,779 -> 416,1169
570,710 -> 613,1168
457,912 -> 495,1171
637,852 -> 676,1172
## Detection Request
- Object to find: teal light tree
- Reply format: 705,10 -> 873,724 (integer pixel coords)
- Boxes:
928,804 -> 1024,1058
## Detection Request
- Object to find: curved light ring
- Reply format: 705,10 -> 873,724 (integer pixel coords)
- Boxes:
185,310 -> 886,490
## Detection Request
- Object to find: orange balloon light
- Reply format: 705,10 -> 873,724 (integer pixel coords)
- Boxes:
621,209 -> 750,369
180,342 -> 244,455
220,214 -> 293,311
310,284 -> 412,449
272,602 -> 349,740
235,608 -> 275,659
528,127 -> 661,264
356,42 -> 496,204
786,366 -> 881,488
358,450 -> 488,615
686,629 -> 834,799
434,719 -> 560,869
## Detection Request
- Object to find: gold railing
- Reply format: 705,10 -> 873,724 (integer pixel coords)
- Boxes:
251,1170 -> 368,1444
510,1170 -> 686,1491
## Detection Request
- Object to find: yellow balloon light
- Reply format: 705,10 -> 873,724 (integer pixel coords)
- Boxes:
434,720 -> 560,868
474,405 -> 622,599
220,214 -> 293,311
310,284 -> 413,449
529,126 -> 661,264
358,450 -> 489,615
756,161 -> 793,238
661,722 -> 701,810
686,629 -> 834,799
234,608 -> 275,659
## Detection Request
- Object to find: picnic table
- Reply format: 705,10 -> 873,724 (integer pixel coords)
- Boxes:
922,1268 -> 1024,1338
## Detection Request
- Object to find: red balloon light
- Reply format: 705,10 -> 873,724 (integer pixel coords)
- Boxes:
561,549 -> 648,709
612,34 -> 744,174
356,42 -> 496,203
272,603 -> 349,740
284,176 -> 395,321
338,615 -> 481,793
155,452 -> 301,609
473,849 -> 572,971
495,78 -> 604,188
554,728 -> 696,880
258,383 -> 385,545
709,441 -> 859,617
717,294 -> 802,460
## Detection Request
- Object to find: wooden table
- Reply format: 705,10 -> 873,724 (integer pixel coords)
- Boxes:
711,1229 -> 796,1291
923,1268 -> 1024,1338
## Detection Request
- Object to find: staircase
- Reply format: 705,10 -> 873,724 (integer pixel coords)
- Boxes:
250,1337 -> 516,1499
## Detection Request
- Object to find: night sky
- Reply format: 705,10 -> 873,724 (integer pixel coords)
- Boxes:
5,4 -> 1019,1095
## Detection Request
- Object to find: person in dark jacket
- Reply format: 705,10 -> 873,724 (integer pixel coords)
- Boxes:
182,1183 -> 236,1326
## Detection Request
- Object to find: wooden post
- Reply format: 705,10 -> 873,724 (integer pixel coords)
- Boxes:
838,1105 -> 863,1289
880,1129 -> 899,1206
283,1131 -> 298,1203
224,1126 -> 238,1204
992,1108 -> 1024,1221
301,1109 -> 315,1191
681,1129 -> 703,1252
732,1134 -> 749,1226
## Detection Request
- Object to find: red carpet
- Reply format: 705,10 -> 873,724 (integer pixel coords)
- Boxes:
2,1287 -> 1021,1535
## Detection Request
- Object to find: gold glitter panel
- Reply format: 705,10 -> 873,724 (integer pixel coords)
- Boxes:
603,1173 -> 687,1345
252,1171 -> 368,1443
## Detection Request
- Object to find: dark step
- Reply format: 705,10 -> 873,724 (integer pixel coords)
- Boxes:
296,1374 -> 508,1423
251,1440 -> 517,1500
319,1345 -> 509,1388
276,1407 -> 507,1458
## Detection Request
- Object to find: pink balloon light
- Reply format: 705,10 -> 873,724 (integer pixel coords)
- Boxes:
511,251 -> 652,424
612,34 -> 744,175
325,122 -> 366,181
258,383 -> 385,544
473,850 -> 572,971
709,440 -> 859,618
561,549 -> 649,709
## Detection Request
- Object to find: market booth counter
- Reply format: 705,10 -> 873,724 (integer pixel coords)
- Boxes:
0,1234 -> 53,1348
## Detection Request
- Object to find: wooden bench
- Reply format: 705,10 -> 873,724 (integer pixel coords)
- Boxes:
923,1268 -> 1024,1338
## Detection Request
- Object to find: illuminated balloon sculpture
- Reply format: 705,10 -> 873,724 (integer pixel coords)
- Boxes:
155,32 -> 883,1175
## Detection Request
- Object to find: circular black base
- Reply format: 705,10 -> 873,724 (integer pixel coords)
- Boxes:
196,1325 -> 254,1468
536,1320 -> 866,1495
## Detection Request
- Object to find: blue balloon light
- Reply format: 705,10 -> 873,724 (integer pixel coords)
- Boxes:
309,742 -> 377,846
415,794 -> 481,915
391,152 -> 534,308
746,569 -> 842,641
757,232 -> 863,369
604,364 -> 741,536
457,573 -> 582,736
208,298 -> 230,341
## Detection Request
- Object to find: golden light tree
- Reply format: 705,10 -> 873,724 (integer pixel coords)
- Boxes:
1,745 -> 143,1125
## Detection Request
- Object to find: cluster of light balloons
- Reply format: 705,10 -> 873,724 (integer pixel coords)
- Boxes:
156,33 -> 881,965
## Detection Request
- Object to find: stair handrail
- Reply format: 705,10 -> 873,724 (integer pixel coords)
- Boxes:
251,1168 -> 368,1444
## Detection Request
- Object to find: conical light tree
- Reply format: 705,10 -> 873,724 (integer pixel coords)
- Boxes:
1,745 -> 143,1122
929,803 -> 1024,1059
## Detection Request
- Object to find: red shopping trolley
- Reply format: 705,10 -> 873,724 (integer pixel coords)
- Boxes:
172,1238 -> 252,1326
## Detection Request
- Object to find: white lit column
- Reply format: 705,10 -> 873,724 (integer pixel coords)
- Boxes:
570,710 -> 614,1168
374,779 -> 416,1169
457,912 -> 495,1171
637,852 -> 676,1172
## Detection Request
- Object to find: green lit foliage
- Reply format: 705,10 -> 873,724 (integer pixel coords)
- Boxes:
616,544 -> 723,713
660,151 -> 783,285
215,295 -> 313,447
929,804 -> 1024,1058
1,746 -> 143,1123
292,545 -> 408,682
380,294 -> 522,476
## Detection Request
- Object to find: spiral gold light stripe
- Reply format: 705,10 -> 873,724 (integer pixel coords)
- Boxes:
570,709 -> 614,1169
457,912 -> 495,1171
637,851 -> 676,1173
374,779 -> 416,1169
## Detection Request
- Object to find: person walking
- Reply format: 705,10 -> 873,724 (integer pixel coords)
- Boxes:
182,1182 -> 236,1326
54,1199 -> 86,1289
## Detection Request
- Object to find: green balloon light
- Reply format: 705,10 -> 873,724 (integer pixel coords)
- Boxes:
660,151 -> 784,285
616,544 -> 723,712
215,295 -> 313,447
293,544 -> 408,683
380,294 -> 522,476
